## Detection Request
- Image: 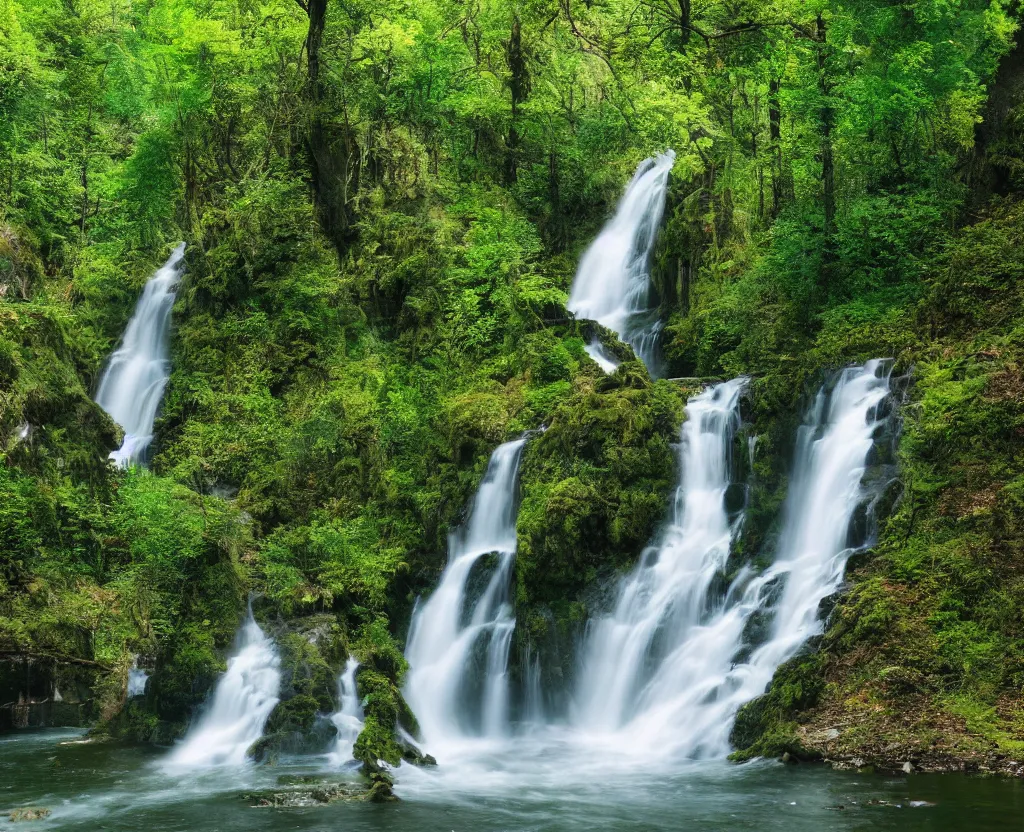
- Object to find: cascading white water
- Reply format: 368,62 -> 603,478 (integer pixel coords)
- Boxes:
573,378 -> 747,745
394,361 -> 893,795
95,243 -> 185,467
568,152 -> 675,374
164,612 -> 281,770
563,360 -> 893,762
583,339 -> 620,374
572,361 -> 892,760
127,667 -> 149,698
327,657 -> 364,766
686,358 -> 894,749
404,438 -> 527,755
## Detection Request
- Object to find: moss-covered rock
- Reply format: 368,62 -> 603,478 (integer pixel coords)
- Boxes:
729,652 -> 825,761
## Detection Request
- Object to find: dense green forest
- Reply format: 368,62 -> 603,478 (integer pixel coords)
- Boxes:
1,0 -> 1023,794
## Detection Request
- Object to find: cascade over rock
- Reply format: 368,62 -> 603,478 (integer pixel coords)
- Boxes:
164,612 -> 281,770
696,359 -> 895,750
95,244 -> 185,467
568,152 -> 675,375
327,658 -> 364,766
572,378 -> 748,751
404,437 -> 528,755
398,362 -> 895,777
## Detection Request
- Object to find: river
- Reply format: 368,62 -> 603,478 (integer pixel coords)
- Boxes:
1,729 -> 1021,830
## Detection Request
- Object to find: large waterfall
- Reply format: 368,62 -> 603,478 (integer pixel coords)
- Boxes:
568,151 -> 675,374
400,361 -> 893,787
95,243 -> 185,467
572,378 -> 748,754
573,361 -> 893,759
164,612 -> 281,770
404,438 -> 527,756
696,358 -> 894,743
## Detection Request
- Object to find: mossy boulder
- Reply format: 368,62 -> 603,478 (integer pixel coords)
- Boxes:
349,619 -> 418,799
517,374 -> 682,618
729,652 -> 825,760
255,615 -> 349,756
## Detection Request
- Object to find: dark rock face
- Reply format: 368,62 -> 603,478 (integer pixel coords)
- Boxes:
0,658 -> 96,730
246,614 -> 351,761
398,738 -> 436,767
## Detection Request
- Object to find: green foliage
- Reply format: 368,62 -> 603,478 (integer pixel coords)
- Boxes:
516,374 -> 682,659
0,0 -> 1022,784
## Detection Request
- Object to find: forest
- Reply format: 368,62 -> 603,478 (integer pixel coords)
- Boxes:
1,0 -> 1023,826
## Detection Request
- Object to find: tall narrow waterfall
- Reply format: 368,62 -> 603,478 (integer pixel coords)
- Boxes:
573,378 -> 747,750
327,658 -> 364,766
95,244 -> 185,467
568,151 -> 675,374
164,612 -> 281,770
404,438 -> 527,754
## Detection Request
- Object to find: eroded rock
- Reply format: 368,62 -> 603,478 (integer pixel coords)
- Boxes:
9,808 -> 51,822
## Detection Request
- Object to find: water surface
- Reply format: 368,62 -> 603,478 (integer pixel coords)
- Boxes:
2,730 -> 1020,831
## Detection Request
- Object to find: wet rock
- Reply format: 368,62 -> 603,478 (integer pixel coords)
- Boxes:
241,781 -> 368,807
366,768 -> 398,802
246,733 -> 284,764
8,808 -> 51,822
398,738 -> 437,767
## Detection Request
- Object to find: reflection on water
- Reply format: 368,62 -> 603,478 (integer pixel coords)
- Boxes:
1,729 -> 1021,831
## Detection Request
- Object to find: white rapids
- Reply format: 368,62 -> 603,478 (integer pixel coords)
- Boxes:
164,612 -> 281,770
327,657 -> 364,765
95,243 -> 185,467
398,361 -> 894,796
403,437 -> 528,759
572,377 -> 748,755
568,151 -> 675,374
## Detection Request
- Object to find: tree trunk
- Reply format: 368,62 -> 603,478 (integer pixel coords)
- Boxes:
505,17 -> 529,185
304,0 -> 359,256
817,16 -> 836,250
769,79 -> 783,218
677,0 -> 692,50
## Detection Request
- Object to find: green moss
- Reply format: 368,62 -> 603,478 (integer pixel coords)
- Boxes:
729,653 -> 825,760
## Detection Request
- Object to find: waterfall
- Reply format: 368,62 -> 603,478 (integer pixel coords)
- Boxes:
164,612 -> 281,770
404,438 -> 528,754
573,378 -> 747,745
127,668 -> 149,699
95,243 -> 185,467
570,361 -> 892,760
583,340 -> 620,374
327,658 -> 364,766
568,152 -> 675,374
696,359 -> 894,737
389,363 -> 894,795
